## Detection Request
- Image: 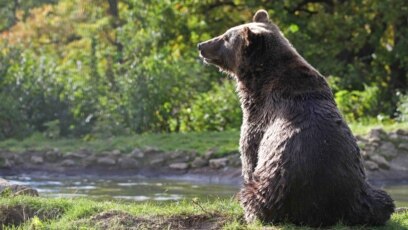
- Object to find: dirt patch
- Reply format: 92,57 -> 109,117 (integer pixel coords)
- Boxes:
0,204 -> 63,227
88,210 -> 228,230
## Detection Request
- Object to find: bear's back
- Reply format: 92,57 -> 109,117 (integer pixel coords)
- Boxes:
254,96 -> 365,224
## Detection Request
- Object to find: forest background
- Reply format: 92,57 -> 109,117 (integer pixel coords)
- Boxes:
0,0 -> 407,141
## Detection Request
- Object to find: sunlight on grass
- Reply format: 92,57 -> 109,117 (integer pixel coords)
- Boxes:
0,196 -> 406,229
0,122 -> 406,156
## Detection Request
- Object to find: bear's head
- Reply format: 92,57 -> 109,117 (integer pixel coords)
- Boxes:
198,10 -> 290,76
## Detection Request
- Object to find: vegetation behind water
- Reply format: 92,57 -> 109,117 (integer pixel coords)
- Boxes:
0,0 -> 407,141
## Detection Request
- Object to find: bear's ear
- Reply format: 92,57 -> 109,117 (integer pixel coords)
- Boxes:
253,9 -> 270,23
243,26 -> 256,45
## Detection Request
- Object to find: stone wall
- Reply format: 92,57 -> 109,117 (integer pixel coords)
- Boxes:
358,128 -> 408,172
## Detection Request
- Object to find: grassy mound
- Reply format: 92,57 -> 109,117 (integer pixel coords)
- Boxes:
0,196 -> 407,229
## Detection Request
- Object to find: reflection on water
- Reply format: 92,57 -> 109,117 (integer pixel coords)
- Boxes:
3,175 -> 408,207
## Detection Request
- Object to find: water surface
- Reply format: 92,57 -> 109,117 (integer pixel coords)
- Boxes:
4,175 -> 407,207
4,175 -> 238,202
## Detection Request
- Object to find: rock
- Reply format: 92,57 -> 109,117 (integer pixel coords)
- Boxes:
3,159 -> 13,168
97,157 -> 116,166
169,162 -> 189,170
396,129 -> 408,136
189,151 -> 198,158
0,180 -> 38,197
100,151 -> 112,157
10,154 -> 23,164
64,152 -> 86,159
377,142 -> 398,159
170,151 -> 183,159
144,147 -> 161,155
364,145 -> 376,156
364,160 -> 379,171
111,149 -> 121,156
356,140 -> 366,149
367,128 -> 386,143
0,157 -> 5,168
83,155 -> 97,166
130,148 -> 144,158
77,148 -> 92,154
398,135 -> 408,142
44,149 -> 61,162
360,150 -> 370,160
118,157 -> 139,169
398,143 -> 408,151
209,157 -> 228,169
191,157 -> 207,168
150,158 -> 165,166
228,153 -> 242,167
369,154 -> 390,169
355,135 -> 366,142
30,156 -> 44,164
388,132 -> 400,142
61,159 -> 76,167
204,149 -> 218,160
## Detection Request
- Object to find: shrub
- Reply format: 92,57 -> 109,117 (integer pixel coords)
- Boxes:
335,85 -> 382,122
396,93 -> 408,122
177,80 -> 241,132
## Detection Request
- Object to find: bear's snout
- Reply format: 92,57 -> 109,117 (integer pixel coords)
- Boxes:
197,42 -> 203,51
197,37 -> 222,61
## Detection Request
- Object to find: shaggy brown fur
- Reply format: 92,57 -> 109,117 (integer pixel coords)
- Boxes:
198,9 -> 394,227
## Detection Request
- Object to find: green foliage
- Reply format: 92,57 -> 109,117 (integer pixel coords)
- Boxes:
177,80 -> 241,132
397,93 -> 408,122
43,120 -> 61,139
0,187 -> 12,198
29,216 -> 45,229
335,85 -> 382,122
0,0 -> 407,138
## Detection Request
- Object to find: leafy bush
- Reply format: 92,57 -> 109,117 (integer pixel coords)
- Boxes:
335,85 -> 382,122
0,92 -> 29,140
396,93 -> 408,122
0,0 -> 407,139
176,80 -> 241,132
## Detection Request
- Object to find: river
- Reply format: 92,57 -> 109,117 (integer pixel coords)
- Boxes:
3,175 -> 408,207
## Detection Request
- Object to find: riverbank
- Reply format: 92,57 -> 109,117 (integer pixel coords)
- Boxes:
1,195 -> 407,229
1,126 -> 408,229
1,127 -> 408,184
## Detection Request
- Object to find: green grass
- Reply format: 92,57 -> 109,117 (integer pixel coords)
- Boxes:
0,196 -> 407,229
0,130 -> 240,156
349,122 -> 408,136
0,122 -> 406,156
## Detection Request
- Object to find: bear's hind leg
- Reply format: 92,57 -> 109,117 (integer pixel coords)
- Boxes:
346,185 -> 394,226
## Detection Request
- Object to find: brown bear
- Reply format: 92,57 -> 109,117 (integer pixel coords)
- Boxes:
198,9 -> 394,227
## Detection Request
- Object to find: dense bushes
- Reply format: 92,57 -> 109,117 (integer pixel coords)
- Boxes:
0,0 -> 407,139
176,80 -> 241,132
334,85 -> 382,122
